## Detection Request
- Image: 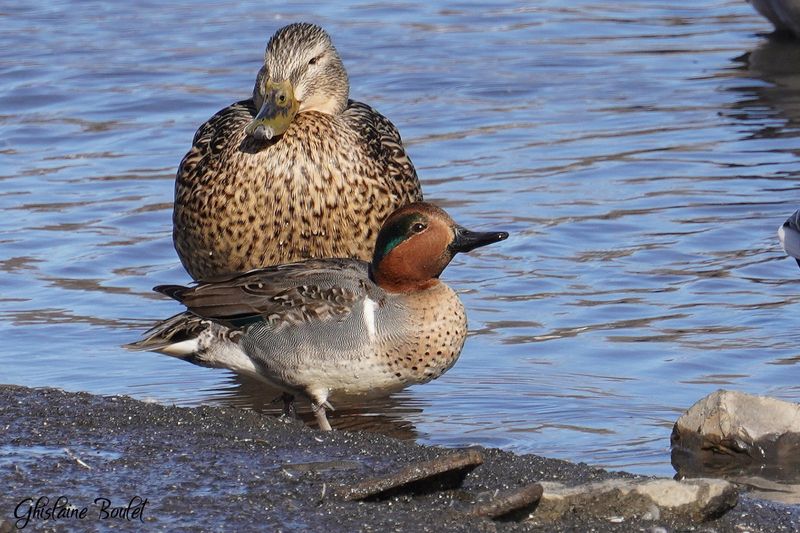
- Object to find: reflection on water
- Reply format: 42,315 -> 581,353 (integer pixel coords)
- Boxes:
673,442 -> 800,505
733,33 -> 800,131
2,0 -> 800,479
217,375 -> 423,440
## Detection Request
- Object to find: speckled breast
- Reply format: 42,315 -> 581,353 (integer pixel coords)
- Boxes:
326,282 -> 469,402
173,106 -> 420,280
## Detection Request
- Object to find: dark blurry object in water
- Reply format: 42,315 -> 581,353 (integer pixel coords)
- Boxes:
748,0 -> 800,37
778,209 -> 800,267
731,35 -> 800,133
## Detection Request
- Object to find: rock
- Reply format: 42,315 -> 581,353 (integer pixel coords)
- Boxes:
530,477 -> 738,523
333,449 -> 483,501
671,389 -> 800,476
463,483 -> 543,520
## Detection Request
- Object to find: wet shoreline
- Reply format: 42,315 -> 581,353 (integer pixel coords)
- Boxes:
1,384 -> 798,531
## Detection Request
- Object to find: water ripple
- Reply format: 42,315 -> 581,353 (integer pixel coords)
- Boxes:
1,0 -> 799,477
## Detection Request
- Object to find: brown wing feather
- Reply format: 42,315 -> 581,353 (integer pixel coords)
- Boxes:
154,259 -> 370,327
343,100 -> 423,202
175,100 -> 255,189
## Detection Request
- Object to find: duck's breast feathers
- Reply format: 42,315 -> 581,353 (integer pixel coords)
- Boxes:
155,259 -> 377,328
178,99 -> 421,195
342,100 -> 422,199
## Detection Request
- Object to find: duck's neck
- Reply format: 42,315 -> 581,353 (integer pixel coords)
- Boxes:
298,92 -> 348,116
369,264 -> 441,294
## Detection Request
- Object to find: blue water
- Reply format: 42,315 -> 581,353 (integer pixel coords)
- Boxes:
2,1 -> 799,477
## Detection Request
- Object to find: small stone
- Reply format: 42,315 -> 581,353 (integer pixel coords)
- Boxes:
642,503 -> 660,521
463,483 -> 543,520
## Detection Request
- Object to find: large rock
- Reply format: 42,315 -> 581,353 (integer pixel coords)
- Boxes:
671,389 -> 800,471
529,478 -> 737,523
671,390 -> 800,503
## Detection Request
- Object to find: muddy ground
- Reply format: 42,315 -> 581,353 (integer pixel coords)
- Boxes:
0,385 -> 798,532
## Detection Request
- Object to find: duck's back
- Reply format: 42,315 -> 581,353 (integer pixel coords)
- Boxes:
173,99 -> 422,280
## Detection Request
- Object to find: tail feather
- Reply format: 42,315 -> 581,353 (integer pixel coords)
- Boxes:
153,284 -> 190,300
123,311 -> 207,357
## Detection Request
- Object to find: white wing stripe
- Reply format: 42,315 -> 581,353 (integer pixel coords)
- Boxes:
363,297 -> 377,342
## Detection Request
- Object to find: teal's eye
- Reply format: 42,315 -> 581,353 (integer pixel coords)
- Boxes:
411,222 -> 426,233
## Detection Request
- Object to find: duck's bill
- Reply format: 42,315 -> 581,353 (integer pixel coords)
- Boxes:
245,79 -> 299,141
450,226 -> 509,254
779,209 -> 800,267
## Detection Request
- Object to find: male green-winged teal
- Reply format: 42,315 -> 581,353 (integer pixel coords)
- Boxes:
130,203 -> 508,430
173,22 -> 423,280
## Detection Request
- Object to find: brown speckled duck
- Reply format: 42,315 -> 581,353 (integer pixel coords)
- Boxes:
129,203 -> 508,430
173,22 -> 423,280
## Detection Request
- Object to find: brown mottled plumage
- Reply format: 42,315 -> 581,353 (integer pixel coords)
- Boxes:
129,203 -> 508,430
173,23 -> 422,280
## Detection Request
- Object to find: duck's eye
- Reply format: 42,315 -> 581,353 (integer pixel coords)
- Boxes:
308,54 -> 323,66
411,222 -> 427,233
278,93 -> 287,104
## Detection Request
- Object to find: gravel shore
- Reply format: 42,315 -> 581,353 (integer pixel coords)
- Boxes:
1,385 -> 797,532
